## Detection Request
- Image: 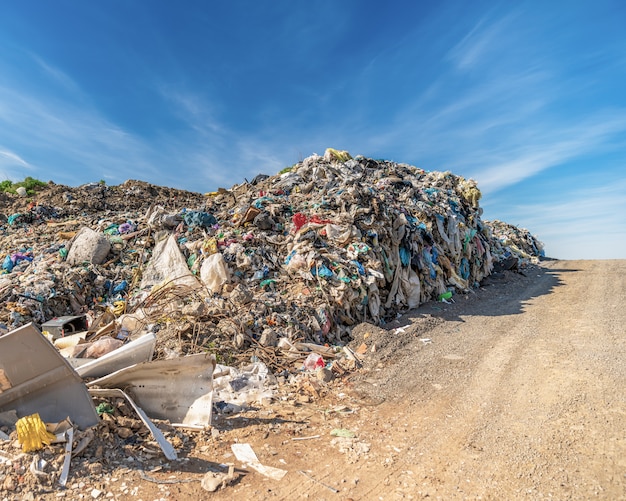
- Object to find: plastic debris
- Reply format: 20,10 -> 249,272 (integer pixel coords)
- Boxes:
16,413 -> 56,452
0,153 -> 543,371
303,352 -> 325,371
213,362 -> 274,410
330,428 -> 357,438
231,443 -> 287,480
201,465 -> 238,492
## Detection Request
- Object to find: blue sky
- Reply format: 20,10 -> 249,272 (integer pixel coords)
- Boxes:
1,1 -> 625,260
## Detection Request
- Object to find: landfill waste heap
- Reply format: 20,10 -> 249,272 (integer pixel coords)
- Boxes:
0,149 -> 544,370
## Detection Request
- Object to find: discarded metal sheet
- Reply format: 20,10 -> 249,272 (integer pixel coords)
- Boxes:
89,353 -> 216,427
59,426 -> 74,487
89,388 -> 177,460
0,323 -> 99,429
0,410 -> 18,427
0,369 -> 11,392
75,332 -> 156,379
41,315 -> 88,340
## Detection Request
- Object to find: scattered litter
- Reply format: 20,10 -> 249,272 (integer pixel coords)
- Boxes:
88,388 -> 178,460
59,426 -> 74,487
231,443 -> 287,480
16,413 -> 55,452
42,315 -> 88,340
0,449 -> 15,464
201,465 -> 239,492
303,352 -> 325,371
330,428 -> 357,438
291,435 -> 321,441
213,362 -> 275,410
75,332 -> 156,378
29,455 -> 48,479
138,469 -> 198,484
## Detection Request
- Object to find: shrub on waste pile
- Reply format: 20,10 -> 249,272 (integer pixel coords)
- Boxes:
0,177 -> 48,196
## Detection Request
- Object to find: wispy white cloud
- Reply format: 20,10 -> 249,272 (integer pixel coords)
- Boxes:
492,178 -> 626,259
0,147 -> 32,182
28,52 -> 80,94
0,87 -> 156,181
362,18 -> 626,195
152,80 -> 323,189
157,86 -> 225,136
472,113 -> 626,194
0,147 -> 31,169
446,12 -> 517,71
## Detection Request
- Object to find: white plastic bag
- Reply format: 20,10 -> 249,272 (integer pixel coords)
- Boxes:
200,253 -> 231,294
140,235 -> 199,289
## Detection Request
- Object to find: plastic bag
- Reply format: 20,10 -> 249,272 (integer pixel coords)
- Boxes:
303,352 -> 325,371
200,253 -> 231,294
83,336 -> 124,358
141,235 -> 200,289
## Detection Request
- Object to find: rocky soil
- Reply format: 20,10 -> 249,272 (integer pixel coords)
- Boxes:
2,259 -> 624,500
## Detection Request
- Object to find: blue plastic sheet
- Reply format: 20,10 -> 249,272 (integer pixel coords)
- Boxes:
183,211 -> 217,228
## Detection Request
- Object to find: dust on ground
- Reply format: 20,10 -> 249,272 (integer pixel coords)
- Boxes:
4,259 -> 624,501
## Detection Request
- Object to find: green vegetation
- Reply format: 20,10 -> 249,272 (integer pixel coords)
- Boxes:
0,176 -> 47,195
278,166 -> 293,175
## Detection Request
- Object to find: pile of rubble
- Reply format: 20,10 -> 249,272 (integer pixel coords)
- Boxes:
485,219 -> 545,268
1,151 -> 544,363
0,150 -> 545,496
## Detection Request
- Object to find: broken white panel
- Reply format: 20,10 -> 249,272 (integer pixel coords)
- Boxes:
75,333 -> 156,379
89,388 -> 177,461
89,353 -> 216,427
0,323 -> 99,430
231,443 -> 287,480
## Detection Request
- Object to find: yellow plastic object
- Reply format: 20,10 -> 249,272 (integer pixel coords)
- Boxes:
16,413 -> 56,452
202,238 -> 218,256
324,148 -> 352,163
112,300 -> 126,316
459,179 -> 482,208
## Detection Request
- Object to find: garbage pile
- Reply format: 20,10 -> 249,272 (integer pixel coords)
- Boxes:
485,219 -> 545,269
1,151 -> 544,366
0,151 -> 545,495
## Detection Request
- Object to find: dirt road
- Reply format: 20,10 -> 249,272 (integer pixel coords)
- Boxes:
331,259 -> 626,500
214,260 -> 626,500
49,260 -> 625,500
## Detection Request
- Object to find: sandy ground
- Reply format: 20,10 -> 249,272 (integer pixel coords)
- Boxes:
18,260 -> 626,500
